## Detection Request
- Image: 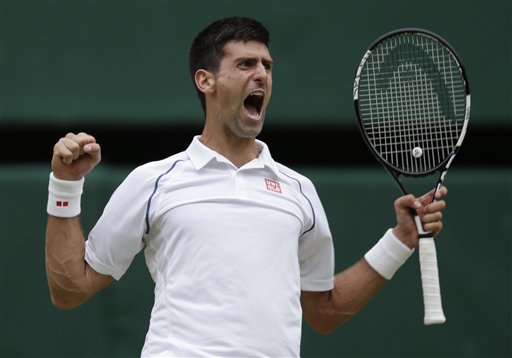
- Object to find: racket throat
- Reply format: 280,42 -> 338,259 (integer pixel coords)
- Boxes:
414,214 -> 431,238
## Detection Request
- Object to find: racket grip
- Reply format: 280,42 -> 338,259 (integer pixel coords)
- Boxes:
419,237 -> 446,325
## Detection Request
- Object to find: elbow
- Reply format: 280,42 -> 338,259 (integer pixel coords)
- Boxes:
49,287 -> 87,310
305,313 -> 351,336
309,319 -> 346,336
311,324 -> 337,336
302,290 -> 353,336
51,296 -> 81,310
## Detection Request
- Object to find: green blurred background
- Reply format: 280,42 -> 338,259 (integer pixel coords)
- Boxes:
1,1 -> 510,357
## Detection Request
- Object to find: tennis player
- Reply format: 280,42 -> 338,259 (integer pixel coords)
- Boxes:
45,17 -> 448,357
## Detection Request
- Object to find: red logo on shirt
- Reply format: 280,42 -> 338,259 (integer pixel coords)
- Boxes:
56,201 -> 69,207
265,178 -> 282,193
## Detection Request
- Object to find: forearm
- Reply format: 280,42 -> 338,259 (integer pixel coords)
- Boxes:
45,216 -> 89,308
333,259 -> 386,319
303,230 -> 414,334
45,216 -> 112,309
303,259 -> 386,334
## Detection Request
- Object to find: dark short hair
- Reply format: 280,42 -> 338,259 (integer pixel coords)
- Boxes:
188,17 -> 270,113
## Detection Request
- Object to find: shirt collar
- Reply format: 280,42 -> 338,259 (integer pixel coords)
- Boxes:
186,135 -> 280,175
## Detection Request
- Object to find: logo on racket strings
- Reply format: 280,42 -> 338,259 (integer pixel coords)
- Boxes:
412,147 -> 423,158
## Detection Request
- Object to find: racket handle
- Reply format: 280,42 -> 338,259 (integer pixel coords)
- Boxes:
419,237 -> 446,325
414,215 -> 446,325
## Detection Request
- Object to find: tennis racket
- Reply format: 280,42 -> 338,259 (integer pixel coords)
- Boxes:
353,28 -> 470,325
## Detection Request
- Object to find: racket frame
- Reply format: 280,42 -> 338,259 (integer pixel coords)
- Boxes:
354,28 -> 471,180
353,28 -> 471,325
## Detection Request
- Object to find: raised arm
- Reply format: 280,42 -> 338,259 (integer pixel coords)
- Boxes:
45,132 -> 113,309
301,187 -> 448,334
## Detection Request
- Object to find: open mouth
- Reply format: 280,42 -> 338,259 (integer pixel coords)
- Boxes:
243,92 -> 264,118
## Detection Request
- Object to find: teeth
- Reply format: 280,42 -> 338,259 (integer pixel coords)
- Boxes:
250,92 -> 264,97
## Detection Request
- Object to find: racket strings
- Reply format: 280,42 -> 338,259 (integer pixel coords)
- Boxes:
358,32 -> 467,174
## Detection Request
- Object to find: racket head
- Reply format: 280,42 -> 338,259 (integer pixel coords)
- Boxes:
353,28 -> 470,177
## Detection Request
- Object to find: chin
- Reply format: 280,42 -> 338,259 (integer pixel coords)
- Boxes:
238,114 -> 265,137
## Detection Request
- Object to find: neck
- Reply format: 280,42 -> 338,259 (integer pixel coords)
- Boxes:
199,132 -> 260,168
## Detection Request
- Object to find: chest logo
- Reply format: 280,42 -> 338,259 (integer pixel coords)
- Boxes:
265,178 -> 282,194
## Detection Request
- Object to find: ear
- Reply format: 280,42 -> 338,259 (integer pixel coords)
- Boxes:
194,69 -> 215,94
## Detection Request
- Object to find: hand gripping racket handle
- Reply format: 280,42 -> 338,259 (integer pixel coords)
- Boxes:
415,215 -> 446,325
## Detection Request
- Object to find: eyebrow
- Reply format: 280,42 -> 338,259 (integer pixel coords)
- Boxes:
235,56 -> 274,67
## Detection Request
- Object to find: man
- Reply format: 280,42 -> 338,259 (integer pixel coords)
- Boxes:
45,17 -> 447,357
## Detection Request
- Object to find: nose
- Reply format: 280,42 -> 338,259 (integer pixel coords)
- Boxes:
253,62 -> 270,82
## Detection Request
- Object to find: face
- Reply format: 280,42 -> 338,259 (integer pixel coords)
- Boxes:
204,40 -> 273,140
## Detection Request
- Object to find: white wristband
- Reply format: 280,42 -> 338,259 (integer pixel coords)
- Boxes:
364,229 -> 415,280
47,172 -> 84,218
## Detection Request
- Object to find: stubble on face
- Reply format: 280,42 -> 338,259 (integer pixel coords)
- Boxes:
207,40 -> 273,142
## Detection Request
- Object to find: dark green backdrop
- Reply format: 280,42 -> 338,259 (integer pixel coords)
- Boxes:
1,1 -> 511,357
1,166 -> 510,357
1,0 -> 510,126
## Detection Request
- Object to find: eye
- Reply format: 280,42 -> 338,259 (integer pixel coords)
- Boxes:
238,60 -> 254,70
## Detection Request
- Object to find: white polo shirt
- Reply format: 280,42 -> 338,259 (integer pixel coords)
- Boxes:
85,136 -> 335,357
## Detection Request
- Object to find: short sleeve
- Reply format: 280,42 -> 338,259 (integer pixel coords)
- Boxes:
298,179 -> 335,292
85,166 -> 156,281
